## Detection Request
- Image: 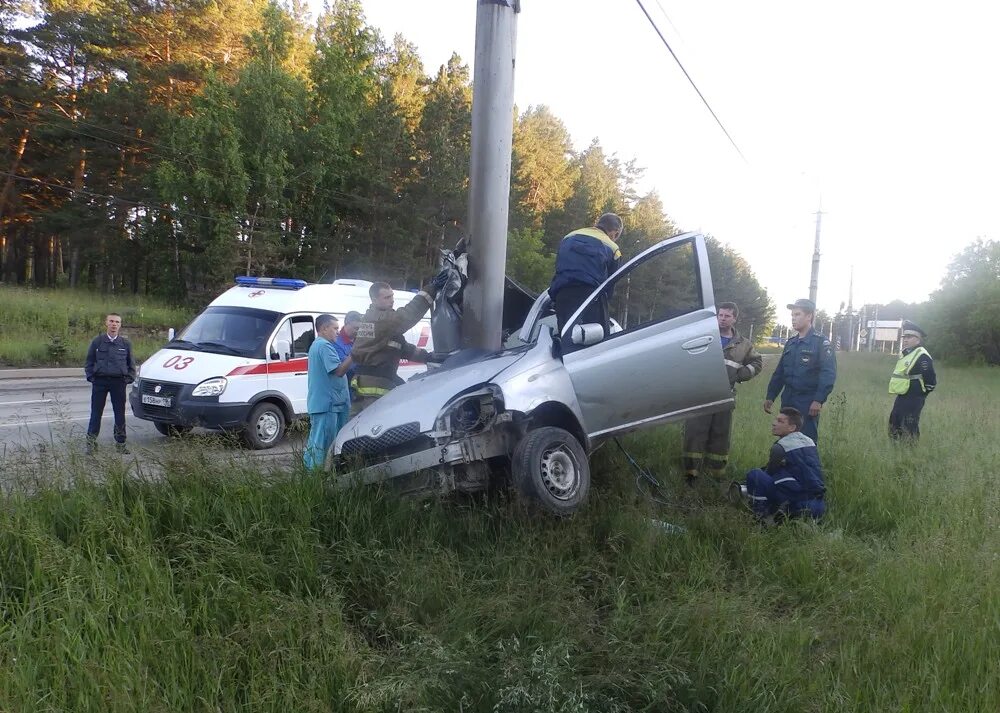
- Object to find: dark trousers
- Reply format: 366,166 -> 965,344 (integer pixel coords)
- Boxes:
683,409 -> 733,475
88,376 -> 127,443
554,284 -> 608,337
889,395 -> 925,440
746,469 -> 825,519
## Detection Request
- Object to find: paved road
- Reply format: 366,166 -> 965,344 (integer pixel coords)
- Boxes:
0,374 -> 303,459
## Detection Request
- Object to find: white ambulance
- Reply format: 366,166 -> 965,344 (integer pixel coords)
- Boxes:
129,277 -> 433,448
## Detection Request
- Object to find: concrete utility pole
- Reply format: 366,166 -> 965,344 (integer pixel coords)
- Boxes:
462,0 -> 520,350
809,203 -> 823,305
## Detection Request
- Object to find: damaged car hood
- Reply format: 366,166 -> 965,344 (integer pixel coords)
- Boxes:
334,350 -> 528,451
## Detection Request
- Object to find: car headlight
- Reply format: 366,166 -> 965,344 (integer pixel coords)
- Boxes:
439,386 -> 502,436
192,377 -> 227,397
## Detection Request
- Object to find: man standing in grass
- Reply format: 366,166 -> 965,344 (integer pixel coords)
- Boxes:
84,312 -> 136,455
303,314 -> 353,471
683,302 -> 763,484
888,321 -> 936,440
764,298 -> 837,442
730,407 -> 826,521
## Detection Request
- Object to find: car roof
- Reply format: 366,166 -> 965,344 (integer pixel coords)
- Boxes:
209,279 -> 425,315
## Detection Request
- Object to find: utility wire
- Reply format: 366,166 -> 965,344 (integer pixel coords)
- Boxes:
633,0 -> 747,162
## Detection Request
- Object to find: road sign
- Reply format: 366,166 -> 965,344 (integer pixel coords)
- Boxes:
860,328 -> 869,337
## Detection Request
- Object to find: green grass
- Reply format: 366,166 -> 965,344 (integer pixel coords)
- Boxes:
0,285 -> 193,367
0,355 -> 997,711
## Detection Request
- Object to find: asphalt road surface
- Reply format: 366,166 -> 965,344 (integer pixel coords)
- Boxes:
0,374 -> 303,459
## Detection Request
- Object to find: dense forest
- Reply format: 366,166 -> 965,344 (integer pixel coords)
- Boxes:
1,0 -> 774,332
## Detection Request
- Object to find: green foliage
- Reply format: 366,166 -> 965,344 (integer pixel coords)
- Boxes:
706,236 -> 776,341
924,238 -> 1000,364
505,228 -> 555,293
0,356 -> 997,710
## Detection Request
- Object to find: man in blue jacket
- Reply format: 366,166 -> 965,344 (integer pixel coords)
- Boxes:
84,312 -> 136,454
764,298 -> 837,442
731,407 -> 826,520
304,314 -> 353,471
549,213 -> 623,336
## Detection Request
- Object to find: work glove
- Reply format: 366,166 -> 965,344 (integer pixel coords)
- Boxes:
86,376 -> 94,383
414,348 -> 431,362
125,376 -> 135,384
430,268 -> 450,292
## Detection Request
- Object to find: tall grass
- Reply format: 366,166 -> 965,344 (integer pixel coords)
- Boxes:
0,285 -> 192,367
0,355 -> 997,711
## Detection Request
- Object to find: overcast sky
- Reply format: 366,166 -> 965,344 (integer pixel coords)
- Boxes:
339,1 -> 999,319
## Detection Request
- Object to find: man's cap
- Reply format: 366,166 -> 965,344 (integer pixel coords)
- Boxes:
344,310 -> 362,324
786,298 -> 816,313
901,320 -> 926,339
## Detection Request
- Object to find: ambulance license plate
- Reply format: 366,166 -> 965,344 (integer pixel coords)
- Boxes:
141,395 -> 172,407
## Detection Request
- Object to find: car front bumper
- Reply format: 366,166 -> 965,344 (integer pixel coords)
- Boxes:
128,379 -> 249,430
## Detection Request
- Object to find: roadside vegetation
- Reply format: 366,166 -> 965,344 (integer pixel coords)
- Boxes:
0,285 -> 192,367
1,354 -> 996,712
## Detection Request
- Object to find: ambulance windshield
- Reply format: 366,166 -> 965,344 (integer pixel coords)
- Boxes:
171,306 -> 281,358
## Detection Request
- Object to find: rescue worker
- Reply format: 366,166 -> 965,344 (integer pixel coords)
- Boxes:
888,321 -> 936,440
683,302 -> 763,483
303,314 -> 353,470
352,276 -> 447,411
765,298 -> 837,443
730,407 -> 826,521
549,212 -> 623,336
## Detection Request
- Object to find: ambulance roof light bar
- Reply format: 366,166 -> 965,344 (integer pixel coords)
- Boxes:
235,276 -> 308,290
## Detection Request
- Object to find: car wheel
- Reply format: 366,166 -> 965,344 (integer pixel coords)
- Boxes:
243,402 -> 286,449
512,426 -> 590,515
153,422 -> 192,438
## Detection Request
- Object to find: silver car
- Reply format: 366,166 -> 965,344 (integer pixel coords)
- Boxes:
332,232 -> 733,514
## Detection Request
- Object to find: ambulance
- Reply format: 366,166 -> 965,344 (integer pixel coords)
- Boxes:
128,277 -> 433,448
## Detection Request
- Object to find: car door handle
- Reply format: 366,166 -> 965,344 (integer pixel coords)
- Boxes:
681,336 -> 714,352
295,371 -> 307,376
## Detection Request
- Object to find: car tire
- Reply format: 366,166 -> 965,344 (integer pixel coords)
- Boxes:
243,402 -> 286,449
153,422 -> 192,438
512,426 -> 590,515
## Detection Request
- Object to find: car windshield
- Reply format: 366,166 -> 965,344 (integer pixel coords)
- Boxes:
169,306 -> 281,358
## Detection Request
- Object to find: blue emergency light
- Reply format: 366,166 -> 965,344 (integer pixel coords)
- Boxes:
235,276 -> 308,290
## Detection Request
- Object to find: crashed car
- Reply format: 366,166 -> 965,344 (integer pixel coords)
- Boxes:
332,232 -> 733,514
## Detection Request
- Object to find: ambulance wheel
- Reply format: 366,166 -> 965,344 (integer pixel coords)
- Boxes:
154,422 -> 192,438
244,402 -> 285,449
512,426 -> 590,516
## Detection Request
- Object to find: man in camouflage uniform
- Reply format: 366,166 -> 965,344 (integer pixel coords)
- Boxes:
683,302 -> 764,483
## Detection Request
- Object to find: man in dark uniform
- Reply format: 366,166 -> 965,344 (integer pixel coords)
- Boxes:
351,276 -> 446,412
764,298 -> 837,443
84,312 -> 136,454
888,321 -> 936,440
549,213 -> 623,336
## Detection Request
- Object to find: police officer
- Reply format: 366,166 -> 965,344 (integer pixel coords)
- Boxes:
84,312 -> 136,454
549,213 -> 623,336
888,321 -> 936,440
764,299 -> 837,443
351,276 -> 446,411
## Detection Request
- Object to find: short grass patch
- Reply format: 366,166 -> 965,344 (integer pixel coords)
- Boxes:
0,285 -> 192,367
0,355 -> 997,711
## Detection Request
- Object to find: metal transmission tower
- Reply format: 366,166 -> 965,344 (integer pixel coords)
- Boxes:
809,203 -> 823,305
462,0 -> 520,350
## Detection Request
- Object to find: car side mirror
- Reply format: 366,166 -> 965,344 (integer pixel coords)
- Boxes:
273,339 -> 291,362
571,323 -> 605,347
167,327 -> 175,341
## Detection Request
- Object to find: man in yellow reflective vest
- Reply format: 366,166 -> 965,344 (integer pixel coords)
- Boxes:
888,321 -> 937,439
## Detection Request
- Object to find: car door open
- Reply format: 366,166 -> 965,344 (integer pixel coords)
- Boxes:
561,232 -> 733,438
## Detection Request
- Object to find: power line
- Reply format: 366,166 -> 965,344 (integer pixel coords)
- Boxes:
633,0 -> 746,162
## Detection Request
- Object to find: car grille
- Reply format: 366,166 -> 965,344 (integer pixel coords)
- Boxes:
341,421 -> 422,457
138,379 -> 183,419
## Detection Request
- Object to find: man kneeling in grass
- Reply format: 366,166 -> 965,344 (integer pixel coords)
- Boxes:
730,407 -> 826,521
